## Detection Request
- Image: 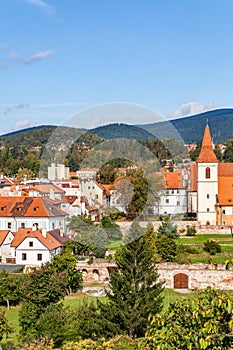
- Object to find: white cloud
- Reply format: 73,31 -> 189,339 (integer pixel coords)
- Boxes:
22,50 -> 54,64
170,101 -> 216,119
10,120 -> 40,132
23,0 -> 55,15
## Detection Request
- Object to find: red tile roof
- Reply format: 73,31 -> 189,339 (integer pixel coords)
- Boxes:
164,170 -> 184,189
188,163 -> 197,192
61,195 -> 78,204
218,163 -> 233,176
196,125 -> 218,163
218,176 -> 233,205
0,230 -> 11,245
0,197 -> 67,217
11,228 -> 64,250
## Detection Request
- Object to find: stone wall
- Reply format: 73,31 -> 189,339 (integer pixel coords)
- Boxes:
117,221 -> 232,235
77,261 -> 233,290
157,262 -> 233,290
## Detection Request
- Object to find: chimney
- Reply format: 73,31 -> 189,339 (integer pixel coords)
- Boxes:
42,228 -> 47,238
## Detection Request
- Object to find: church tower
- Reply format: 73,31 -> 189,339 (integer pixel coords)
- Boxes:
196,124 -> 218,225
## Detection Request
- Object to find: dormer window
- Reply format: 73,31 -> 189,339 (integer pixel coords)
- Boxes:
206,167 -> 210,179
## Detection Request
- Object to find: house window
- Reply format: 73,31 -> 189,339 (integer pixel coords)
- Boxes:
37,254 -> 42,261
222,210 -> 226,214
33,223 -> 38,229
165,199 -> 169,204
7,222 -> 11,229
22,253 -> 27,261
29,241 -> 33,247
21,223 -> 25,228
207,208 -> 210,212
177,201 -> 180,206
52,223 -> 55,229
95,194 -> 98,199
206,167 -> 210,179
171,190 -> 174,194
207,194 -> 210,199
177,190 -> 179,194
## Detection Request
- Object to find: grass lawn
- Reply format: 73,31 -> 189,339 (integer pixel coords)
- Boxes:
177,234 -> 233,244
2,306 -> 21,348
175,234 -> 233,263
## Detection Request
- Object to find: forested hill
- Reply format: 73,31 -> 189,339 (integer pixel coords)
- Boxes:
139,108 -> 233,143
2,108 -> 233,148
89,123 -> 156,141
0,126 -> 56,147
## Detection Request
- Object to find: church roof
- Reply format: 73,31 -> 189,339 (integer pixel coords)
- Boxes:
218,176 -> 233,205
196,125 -> 218,163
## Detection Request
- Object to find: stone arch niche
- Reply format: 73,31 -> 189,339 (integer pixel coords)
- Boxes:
174,273 -> 189,289
82,269 -> 88,278
93,269 -> 100,281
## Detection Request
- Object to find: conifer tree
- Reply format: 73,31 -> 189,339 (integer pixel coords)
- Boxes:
98,222 -> 164,338
157,215 -> 178,238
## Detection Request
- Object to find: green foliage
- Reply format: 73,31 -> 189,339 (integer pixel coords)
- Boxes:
89,123 -> 156,142
126,169 -> 149,219
49,249 -> 82,295
157,216 -> 178,238
67,215 -> 97,247
0,307 -> 11,342
0,272 -> 28,308
93,229 -> 108,258
155,236 -> 177,262
98,163 -> 117,184
19,265 -> 67,340
186,224 -> 197,236
223,139 -> 233,162
98,222 -> 164,338
203,240 -> 221,255
100,216 -> 122,241
36,303 -> 67,348
142,287 -> 233,350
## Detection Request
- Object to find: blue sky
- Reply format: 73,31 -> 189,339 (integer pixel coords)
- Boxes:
1,0 -> 233,134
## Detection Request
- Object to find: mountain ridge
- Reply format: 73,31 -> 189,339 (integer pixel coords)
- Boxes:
2,108 -> 233,144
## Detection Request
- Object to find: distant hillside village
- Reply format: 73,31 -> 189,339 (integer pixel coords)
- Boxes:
0,124 -> 233,269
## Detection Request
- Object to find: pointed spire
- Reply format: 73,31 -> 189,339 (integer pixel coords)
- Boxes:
196,124 -> 218,163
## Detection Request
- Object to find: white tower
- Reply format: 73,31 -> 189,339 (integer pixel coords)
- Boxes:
197,125 -> 218,225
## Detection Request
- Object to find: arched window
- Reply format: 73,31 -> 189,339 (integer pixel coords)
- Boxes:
206,167 -> 210,179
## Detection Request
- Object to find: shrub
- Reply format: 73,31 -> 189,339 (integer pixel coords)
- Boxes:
203,240 -> 221,255
155,236 -> 177,262
186,225 -> 196,236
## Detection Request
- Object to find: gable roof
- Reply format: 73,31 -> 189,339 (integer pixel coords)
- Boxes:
0,197 -> 67,217
196,125 -> 218,163
0,230 -> 11,245
11,228 -> 64,250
